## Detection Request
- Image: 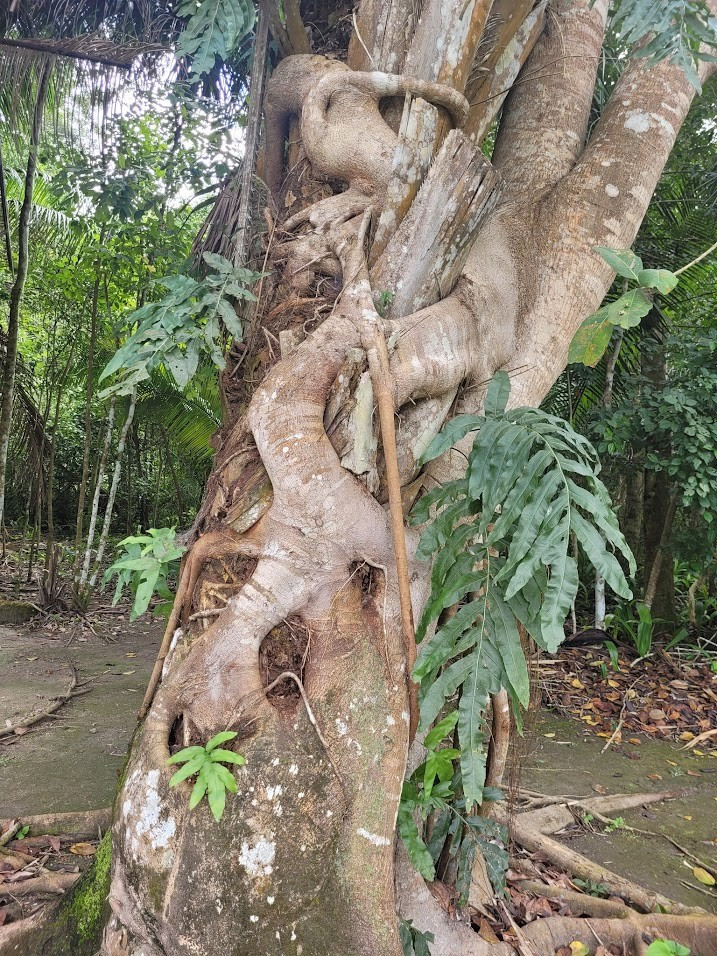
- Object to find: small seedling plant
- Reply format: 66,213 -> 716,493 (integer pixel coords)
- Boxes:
167,731 -> 246,822
103,527 -> 186,621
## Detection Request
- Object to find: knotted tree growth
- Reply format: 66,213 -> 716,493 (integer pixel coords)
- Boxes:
97,2 -> 717,954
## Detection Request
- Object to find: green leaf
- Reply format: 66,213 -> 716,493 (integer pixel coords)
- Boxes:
484,371 -> 511,418
210,749 -> 246,765
166,745 -> 205,765
206,766 -> 227,822
202,251 -> 234,273
455,835 -> 476,906
637,268 -> 679,294
488,593 -> 530,707
211,762 -> 238,793
424,711 -> 459,750
540,552 -> 578,653
420,414 -> 480,463
189,768 -> 210,809
458,634 -> 504,808
569,311 -> 615,366
603,288 -> 653,329
169,753 -> 207,787
205,730 -> 238,752
570,510 -> 633,600
398,807 -> 435,881
645,942 -> 691,956
594,246 -> 643,280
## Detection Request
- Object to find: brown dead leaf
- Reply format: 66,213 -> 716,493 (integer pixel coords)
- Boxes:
69,842 -> 96,857
627,738 -> 641,745
647,773 -> 662,781
591,784 -> 608,794
477,918 -> 499,943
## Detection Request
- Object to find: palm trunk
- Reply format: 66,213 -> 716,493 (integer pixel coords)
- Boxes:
45,339 -> 77,564
0,62 -> 51,532
76,399 -> 116,597
73,271 -> 101,573
0,140 -> 13,275
161,426 -> 184,525
595,329 -> 624,629
644,492 -> 679,613
88,390 -> 137,589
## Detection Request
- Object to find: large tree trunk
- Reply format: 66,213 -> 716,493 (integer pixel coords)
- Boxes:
99,3 -> 717,954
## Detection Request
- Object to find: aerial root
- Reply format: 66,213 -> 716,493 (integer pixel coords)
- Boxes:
304,69 -> 470,130
139,526 -> 265,719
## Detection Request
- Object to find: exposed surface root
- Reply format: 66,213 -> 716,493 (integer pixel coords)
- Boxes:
0,666 -> 89,740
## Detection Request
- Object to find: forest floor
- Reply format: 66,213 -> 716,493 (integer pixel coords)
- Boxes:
0,610 -> 716,920
0,613 -> 162,818
520,712 -> 717,912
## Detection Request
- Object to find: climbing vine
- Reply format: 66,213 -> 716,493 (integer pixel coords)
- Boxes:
400,373 -> 634,883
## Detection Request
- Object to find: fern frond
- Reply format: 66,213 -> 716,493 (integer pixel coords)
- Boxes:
413,373 -> 635,808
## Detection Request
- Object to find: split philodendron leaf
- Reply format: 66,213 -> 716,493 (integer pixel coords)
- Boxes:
175,0 -> 256,76
410,372 -> 634,811
167,731 -> 246,822
99,252 -> 263,398
569,246 -> 679,366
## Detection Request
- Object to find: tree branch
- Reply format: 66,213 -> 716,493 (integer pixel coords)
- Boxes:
491,0 -> 609,197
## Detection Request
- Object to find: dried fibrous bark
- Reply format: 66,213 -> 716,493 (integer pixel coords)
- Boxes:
99,2 -> 717,954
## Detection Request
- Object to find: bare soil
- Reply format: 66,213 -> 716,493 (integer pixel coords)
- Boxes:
521,712 -> 717,912
0,614 -> 162,817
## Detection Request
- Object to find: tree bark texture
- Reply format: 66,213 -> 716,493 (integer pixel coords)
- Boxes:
100,2 -> 717,954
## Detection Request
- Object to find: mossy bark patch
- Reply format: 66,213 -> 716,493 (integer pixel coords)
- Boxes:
0,834 -> 111,956
0,601 -> 35,625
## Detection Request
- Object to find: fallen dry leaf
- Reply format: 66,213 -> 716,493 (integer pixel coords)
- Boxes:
693,866 -> 716,886
569,942 -> 590,956
477,918 -> 499,943
69,842 -> 96,857
647,773 -> 662,781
